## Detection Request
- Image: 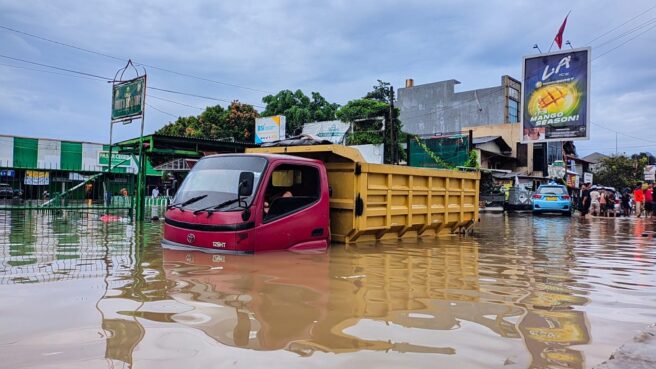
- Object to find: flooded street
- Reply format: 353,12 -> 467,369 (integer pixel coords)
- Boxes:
0,211 -> 655,369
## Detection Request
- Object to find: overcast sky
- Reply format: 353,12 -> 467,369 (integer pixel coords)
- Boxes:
1,0 -> 655,156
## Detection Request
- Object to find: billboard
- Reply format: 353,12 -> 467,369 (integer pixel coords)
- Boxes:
255,116 -> 286,144
645,165 -> 655,181
301,120 -> 350,144
112,76 -> 145,123
522,47 -> 590,143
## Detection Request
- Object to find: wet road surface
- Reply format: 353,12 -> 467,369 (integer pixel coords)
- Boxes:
0,211 -> 655,369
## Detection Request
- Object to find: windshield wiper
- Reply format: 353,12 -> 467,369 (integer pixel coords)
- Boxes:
167,194 -> 208,212
193,198 -> 242,216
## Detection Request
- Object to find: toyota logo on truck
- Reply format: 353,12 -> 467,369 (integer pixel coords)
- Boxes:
186,233 -> 195,244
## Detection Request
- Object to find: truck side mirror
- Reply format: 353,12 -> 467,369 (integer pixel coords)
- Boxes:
238,172 -> 255,197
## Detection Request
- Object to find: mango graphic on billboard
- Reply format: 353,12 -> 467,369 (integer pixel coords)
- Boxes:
522,48 -> 590,143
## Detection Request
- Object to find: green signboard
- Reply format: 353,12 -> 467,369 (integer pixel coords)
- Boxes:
98,151 -> 132,168
111,76 -> 145,122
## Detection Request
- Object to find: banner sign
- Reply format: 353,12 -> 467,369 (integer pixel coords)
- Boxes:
112,76 -> 145,122
302,121 -> 350,144
255,116 -> 286,144
24,170 -> 49,185
0,169 -> 15,177
98,151 -> 132,168
583,172 -> 593,184
645,165 -> 655,181
566,174 -> 580,189
522,47 -> 591,143
547,160 -> 566,179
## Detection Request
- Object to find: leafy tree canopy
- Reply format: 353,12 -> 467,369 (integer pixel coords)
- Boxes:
336,80 -> 405,163
156,101 -> 258,142
364,79 -> 393,103
593,154 -> 649,190
336,99 -> 388,146
261,89 -> 339,135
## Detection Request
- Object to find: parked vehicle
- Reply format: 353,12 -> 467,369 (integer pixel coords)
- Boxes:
532,183 -> 572,216
162,144 -> 480,254
0,183 -> 16,199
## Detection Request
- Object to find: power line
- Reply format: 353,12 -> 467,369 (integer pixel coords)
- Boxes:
587,3 -> 656,44
0,24 -> 272,94
0,53 -> 111,80
582,143 -> 656,151
146,102 -> 178,118
147,86 -> 265,109
0,53 -> 265,108
0,61 -> 103,81
147,95 -> 204,110
593,21 -> 656,60
591,122 -> 656,144
592,17 -> 656,50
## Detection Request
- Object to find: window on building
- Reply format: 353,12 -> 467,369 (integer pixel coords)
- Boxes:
508,99 -> 519,123
546,141 -> 563,164
507,86 -> 520,100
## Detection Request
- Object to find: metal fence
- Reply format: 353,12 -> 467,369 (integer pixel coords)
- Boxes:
0,208 -> 138,285
0,166 -> 136,211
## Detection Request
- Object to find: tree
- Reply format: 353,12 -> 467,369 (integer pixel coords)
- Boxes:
156,101 -> 258,142
337,98 -> 405,163
593,154 -> 648,190
261,89 -> 339,135
337,99 -> 387,145
364,79 -> 393,103
336,80 -> 405,163
218,101 -> 259,141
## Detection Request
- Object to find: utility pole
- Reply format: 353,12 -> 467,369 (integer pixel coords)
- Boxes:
615,132 -> 618,155
389,85 -> 396,164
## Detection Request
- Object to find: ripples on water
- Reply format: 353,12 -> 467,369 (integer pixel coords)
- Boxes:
0,210 -> 654,369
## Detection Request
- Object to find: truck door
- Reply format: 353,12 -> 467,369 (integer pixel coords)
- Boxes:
255,163 -> 328,251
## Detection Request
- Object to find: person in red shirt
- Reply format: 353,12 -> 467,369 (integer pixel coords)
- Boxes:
633,183 -> 645,217
645,183 -> 653,217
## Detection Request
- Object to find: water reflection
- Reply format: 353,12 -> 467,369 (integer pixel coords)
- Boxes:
0,210 -> 654,369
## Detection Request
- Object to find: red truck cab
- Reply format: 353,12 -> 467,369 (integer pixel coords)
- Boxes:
162,153 -> 330,253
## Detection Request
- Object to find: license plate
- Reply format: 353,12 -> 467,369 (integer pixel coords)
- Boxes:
546,196 -> 558,201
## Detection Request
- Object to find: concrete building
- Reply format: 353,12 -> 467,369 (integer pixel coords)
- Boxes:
398,75 -> 521,135
398,76 -> 580,180
0,134 -> 143,201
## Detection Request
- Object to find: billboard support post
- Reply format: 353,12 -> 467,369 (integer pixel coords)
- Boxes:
110,60 -> 147,220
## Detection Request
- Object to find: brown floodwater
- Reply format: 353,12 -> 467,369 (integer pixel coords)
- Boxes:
0,210 -> 655,369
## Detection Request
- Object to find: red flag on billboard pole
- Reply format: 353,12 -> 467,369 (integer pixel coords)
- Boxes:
554,13 -> 570,49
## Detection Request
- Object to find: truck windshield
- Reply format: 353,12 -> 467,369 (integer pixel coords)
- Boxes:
173,156 -> 267,211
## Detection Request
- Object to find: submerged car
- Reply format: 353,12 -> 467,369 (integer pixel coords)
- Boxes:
532,184 -> 572,216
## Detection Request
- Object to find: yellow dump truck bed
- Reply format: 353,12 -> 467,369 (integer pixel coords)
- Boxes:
246,145 -> 480,243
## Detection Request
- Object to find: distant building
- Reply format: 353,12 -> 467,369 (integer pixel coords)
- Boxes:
582,152 -> 608,172
398,75 -> 521,135
0,134 -> 144,200
398,76 -> 588,183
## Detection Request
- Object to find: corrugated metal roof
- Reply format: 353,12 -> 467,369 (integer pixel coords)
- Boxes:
473,136 -> 512,154
472,136 -> 500,144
